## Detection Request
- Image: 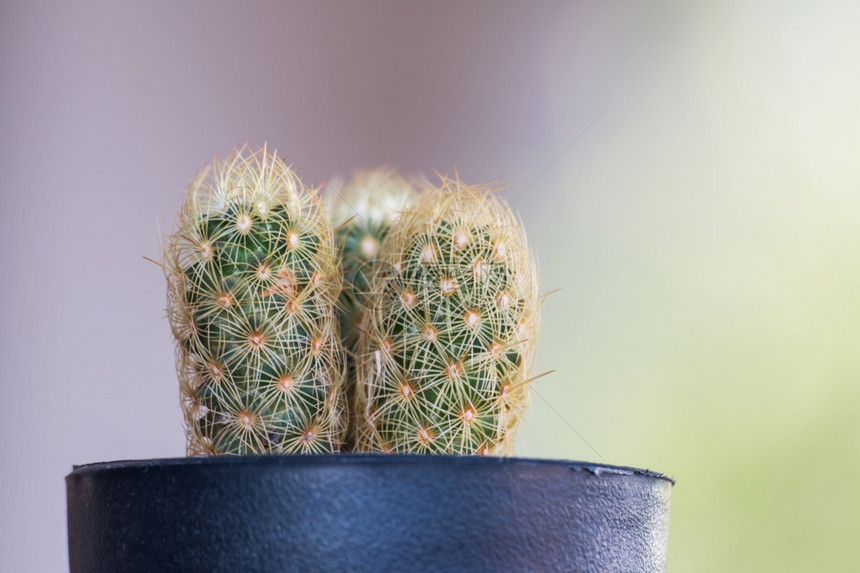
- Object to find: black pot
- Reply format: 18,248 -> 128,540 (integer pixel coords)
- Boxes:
66,455 -> 673,572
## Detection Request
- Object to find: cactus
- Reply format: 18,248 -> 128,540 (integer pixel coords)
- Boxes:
327,169 -> 417,448
353,178 -> 540,455
328,169 -> 418,352
164,146 -> 347,455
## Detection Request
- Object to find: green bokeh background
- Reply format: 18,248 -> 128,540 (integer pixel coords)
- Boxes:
518,2 -> 860,570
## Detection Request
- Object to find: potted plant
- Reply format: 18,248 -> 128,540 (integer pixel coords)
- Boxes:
66,146 -> 673,572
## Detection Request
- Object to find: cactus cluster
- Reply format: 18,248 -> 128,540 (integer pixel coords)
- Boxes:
164,146 -> 346,455
163,146 -> 540,457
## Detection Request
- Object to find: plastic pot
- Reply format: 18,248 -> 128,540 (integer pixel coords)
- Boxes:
66,454 -> 673,572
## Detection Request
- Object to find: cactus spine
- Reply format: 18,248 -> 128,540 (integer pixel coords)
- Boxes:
165,146 -> 346,455
353,178 -> 540,455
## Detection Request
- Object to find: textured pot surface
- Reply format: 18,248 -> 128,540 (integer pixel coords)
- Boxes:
66,455 -> 673,572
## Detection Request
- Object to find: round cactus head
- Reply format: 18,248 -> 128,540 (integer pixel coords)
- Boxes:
354,177 -> 540,455
164,145 -> 346,455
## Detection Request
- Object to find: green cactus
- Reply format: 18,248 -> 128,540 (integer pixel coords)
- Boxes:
328,169 -> 418,352
327,169 -> 417,448
353,178 -> 540,455
164,146 -> 347,455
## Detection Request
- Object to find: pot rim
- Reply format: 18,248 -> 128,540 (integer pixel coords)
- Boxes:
68,454 -> 674,484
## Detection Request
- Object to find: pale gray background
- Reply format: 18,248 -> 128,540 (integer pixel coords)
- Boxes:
2,1 -> 858,571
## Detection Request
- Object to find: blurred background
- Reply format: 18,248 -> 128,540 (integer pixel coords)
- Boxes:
1,1 -> 858,570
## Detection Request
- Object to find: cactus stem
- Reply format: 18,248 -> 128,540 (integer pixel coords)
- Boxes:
353,179 -> 539,455
165,147 -> 347,455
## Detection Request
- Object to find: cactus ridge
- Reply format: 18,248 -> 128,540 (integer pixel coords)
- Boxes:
354,178 -> 539,455
165,146 -> 346,455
